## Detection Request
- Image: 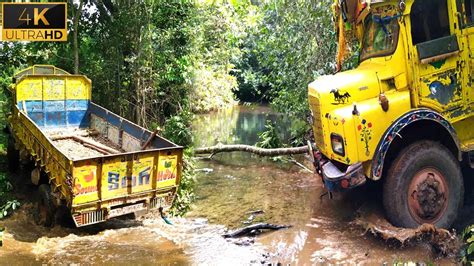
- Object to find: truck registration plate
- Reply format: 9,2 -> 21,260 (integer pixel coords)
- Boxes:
109,203 -> 146,218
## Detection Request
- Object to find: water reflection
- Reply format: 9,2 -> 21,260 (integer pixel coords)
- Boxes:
192,104 -> 290,148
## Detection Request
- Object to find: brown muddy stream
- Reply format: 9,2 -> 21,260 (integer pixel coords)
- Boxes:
0,105 -> 462,265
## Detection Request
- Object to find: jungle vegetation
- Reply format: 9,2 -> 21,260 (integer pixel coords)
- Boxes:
0,0 -> 336,216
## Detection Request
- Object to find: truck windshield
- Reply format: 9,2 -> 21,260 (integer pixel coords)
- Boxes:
360,15 -> 400,61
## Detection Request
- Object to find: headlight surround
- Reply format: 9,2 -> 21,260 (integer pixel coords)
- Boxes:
330,133 -> 345,157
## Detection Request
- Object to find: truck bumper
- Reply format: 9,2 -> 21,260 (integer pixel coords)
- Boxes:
72,192 -> 175,227
313,150 -> 366,192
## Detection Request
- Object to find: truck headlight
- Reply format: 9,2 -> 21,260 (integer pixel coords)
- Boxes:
330,133 -> 345,157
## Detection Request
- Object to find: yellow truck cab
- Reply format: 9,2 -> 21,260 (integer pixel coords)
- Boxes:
308,0 -> 474,228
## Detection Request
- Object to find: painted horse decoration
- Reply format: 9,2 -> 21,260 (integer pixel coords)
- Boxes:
330,89 -> 351,104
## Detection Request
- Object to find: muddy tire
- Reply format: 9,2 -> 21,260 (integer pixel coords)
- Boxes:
7,136 -> 19,172
34,184 -> 56,227
54,205 -> 74,228
383,141 -> 463,228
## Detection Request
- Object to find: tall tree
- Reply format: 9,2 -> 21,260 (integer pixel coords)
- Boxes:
71,0 -> 84,74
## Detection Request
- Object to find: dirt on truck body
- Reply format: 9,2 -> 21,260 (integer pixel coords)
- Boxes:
309,0 -> 474,229
6,65 -> 183,227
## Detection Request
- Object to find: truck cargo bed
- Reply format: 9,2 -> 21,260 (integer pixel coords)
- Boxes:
47,128 -> 128,160
9,65 -> 183,227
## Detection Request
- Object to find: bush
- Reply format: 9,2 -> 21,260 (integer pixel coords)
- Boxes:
162,111 -> 194,147
170,151 -> 195,217
189,65 -> 237,113
256,120 -> 282,149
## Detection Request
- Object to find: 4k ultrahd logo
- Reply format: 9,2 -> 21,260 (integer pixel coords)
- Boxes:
1,2 -> 67,42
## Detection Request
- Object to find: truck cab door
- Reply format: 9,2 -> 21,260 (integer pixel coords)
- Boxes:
458,0 -> 474,110
410,0 -> 466,117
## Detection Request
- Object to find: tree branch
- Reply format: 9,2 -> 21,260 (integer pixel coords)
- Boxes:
194,144 -> 309,156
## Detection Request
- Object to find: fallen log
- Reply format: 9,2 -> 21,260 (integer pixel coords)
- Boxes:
195,144 -> 309,156
223,223 -> 292,238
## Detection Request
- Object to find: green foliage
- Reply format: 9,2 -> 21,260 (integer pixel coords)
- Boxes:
170,150 -> 195,216
0,199 -> 20,219
186,1 -> 248,112
0,55 -> 17,218
188,65 -> 237,113
256,120 -> 282,149
237,0 -> 337,118
289,119 -> 311,147
163,111 -> 194,147
341,41 -> 361,71
0,169 -> 17,220
461,225 -> 474,263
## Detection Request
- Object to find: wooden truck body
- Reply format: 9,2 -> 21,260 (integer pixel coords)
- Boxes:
7,65 -> 183,227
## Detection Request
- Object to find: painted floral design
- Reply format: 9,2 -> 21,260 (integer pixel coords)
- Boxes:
358,119 -> 372,156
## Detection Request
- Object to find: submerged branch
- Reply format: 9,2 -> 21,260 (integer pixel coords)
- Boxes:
223,223 -> 292,238
194,144 -> 309,156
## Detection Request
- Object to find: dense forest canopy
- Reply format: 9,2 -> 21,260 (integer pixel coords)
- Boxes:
0,0 -> 336,146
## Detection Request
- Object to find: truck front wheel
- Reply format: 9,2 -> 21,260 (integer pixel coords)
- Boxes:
383,141 -> 463,228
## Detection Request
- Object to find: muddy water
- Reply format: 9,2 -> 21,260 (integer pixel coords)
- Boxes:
0,105 -> 456,264
189,105 -> 454,264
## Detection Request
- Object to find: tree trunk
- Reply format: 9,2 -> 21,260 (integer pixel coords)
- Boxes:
73,0 -> 84,74
194,144 -> 309,156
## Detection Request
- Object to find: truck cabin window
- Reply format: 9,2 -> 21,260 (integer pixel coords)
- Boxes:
411,0 -> 450,45
464,0 -> 474,24
360,14 -> 400,61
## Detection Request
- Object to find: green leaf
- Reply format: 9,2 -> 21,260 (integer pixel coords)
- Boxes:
467,242 -> 474,255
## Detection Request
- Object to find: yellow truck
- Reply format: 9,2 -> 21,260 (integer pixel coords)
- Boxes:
6,65 -> 183,227
309,0 -> 473,228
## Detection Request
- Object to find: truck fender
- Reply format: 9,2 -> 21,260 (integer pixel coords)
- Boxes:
371,108 -> 461,180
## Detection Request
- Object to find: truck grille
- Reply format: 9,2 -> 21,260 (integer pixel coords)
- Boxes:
310,96 -> 324,147
73,210 -> 105,227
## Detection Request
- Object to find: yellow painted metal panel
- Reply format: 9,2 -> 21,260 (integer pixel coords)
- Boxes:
130,154 -> 155,193
66,77 -> 90,100
101,157 -> 128,199
157,151 -> 178,188
43,77 -> 65,101
16,77 -> 43,102
72,160 -> 100,205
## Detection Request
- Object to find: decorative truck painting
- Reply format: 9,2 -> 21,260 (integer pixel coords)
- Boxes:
6,65 -> 183,227
308,0 -> 474,229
